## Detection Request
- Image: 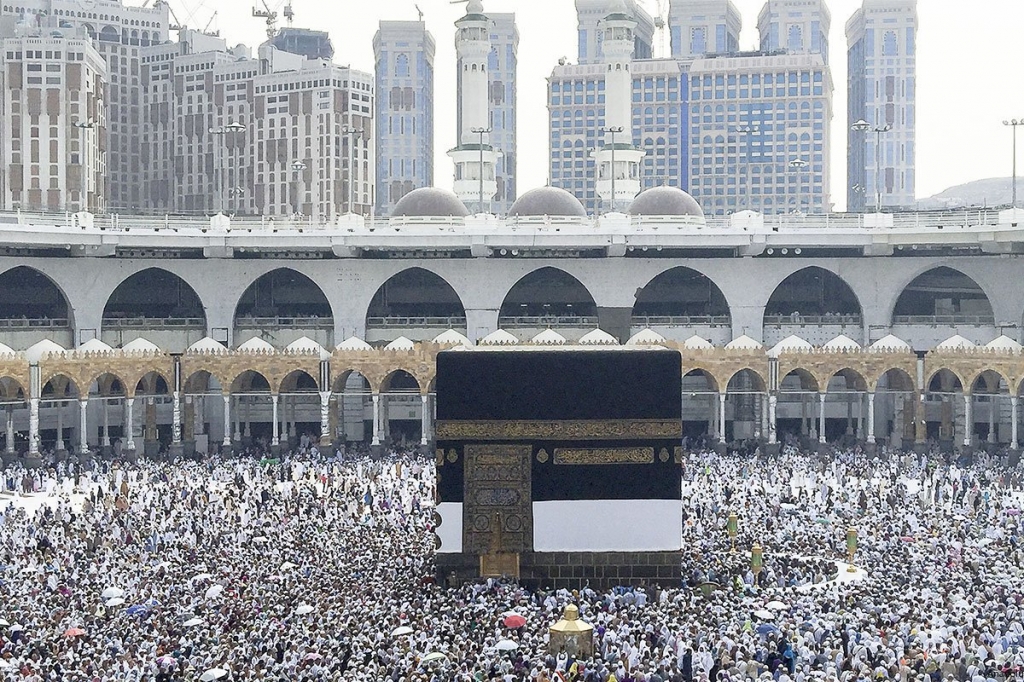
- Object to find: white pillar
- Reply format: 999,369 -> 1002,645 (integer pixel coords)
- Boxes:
55,401 -> 65,451
125,398 -> 135,451
222,394 -> 232,447
319,391 -> 331,444
988,395 -> 997,444
28,398 -> 39,455
867,392 -> 876,444
963,394 -> 973,447
1012,395 -> 1019,450
818,392 -> 826,444
371,394 -> 381,446
79,399 -> 88,452
420,395 -> 430,446
233,397 -> 242,442
718,392 -> 727,444
6,406 -> 14,453
271,394 -> 280,446
768,393 -> 778,445
102,399 -> 110,447
172,391 -> 181,445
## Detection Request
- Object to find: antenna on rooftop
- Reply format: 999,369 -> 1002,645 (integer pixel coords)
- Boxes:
414,3 -> 424,21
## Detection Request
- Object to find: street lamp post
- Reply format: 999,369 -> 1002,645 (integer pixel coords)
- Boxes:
290,161 -> 307,217
209,122 -> 246,214
600,126 -> 624,211
1004,119 -> 1023,207
341,125 -> 362,215
789,158 -> 809,213
851,119 -> 891,213
72,120 -> 95,212
736,125 -> 759,211
469,126 -> 492,214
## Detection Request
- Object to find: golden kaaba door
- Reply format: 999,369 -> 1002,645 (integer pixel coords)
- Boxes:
463,444 -> 532,555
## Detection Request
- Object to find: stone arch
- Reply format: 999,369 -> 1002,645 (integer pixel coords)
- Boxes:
826,368 -> 868,393
970,369 -> 1009,395
763,266 -> 862,322
230,370 -> 273,394
183,370 -> 217,394
331,368 -> 372,394
279,369 -> 319,394
725,368 -> 767,394
0,377 -> 25,401
0,266 -> 74,326
102,267 -> 206,326
779,368 -> 820,393
90,372 -> 125,398
134,371 -> 170,396
891,266 -> 994,325
365,267 -> 467,333
632,266 -> 731,322
380,369 -> 423,395
682,368 -> 719,393
234,268 -> 333,322
873,367 -> 916,393
926,368 -> 965,394
498,267 -> 598,320
41,374 -> 80,399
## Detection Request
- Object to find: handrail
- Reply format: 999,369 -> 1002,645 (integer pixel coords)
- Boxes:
892,314 -> 995,326
366,316 -> 467,327
234,316 -> 334,328
631,315 -> 731,325
497,315 -> 599,326
102,316 -> 205,328
0,318 -> 70,328
764,314 -> 863,325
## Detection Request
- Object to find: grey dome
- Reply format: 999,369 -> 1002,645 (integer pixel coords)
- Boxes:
628,186 -> 704,218
508,187 -> 587,218
392,187 -> 469,218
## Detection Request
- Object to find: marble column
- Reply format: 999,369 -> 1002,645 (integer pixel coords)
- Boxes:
818,392 -> 826,444
222,394 -> 232,447
963,394 -> 973,448
28,398 -> 39,455
172,391 -> 181,445
767,394 -> 778,445
1012,395 -> 1019,450
271,394 -> 280,446
866,392 -> 876,444
371,394 -> 381,446
988,395 -> 996,444
6,406 -> 14,453
718,392 -> 727,444
55,400 -> 65,451
420,395 -> 430,446
79,399 -> 88,452
125,398 -> 136,451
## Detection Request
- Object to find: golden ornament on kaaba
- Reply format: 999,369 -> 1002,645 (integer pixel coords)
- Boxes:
536,449 -> 549,463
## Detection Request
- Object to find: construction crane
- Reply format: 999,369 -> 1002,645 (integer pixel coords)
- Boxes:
282,1 -> 294,26
252,0 -> 279,40
201,10 -> 218,37
638,0 -> 668,58
414,3 -> 424,21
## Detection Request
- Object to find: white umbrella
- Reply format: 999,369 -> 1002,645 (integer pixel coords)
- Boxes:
183,617 -> 205,627
295,604 -> 314,616
765,600 -> 789,611
191,573 -> 213,583
104,597 -> 125,607
391,625 -> 414,637
754,609 -> 774,621
101,587 -> 124,600
0,618 -> 10,627
199,668 -> 228,681
495,640 -> 519,651
204,585 -> 224,600
10,624 -> 22,633
422,651 -> 447,663
280,561 -> 298,571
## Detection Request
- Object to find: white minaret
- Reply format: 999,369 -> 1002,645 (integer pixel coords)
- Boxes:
594,5 -> 644,212
449,0 -> 501,214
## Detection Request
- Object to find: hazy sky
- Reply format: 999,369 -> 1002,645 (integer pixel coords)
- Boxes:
180,0 -> 1023,209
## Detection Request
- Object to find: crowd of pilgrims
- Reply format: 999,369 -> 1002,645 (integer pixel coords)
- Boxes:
0,444 -> 1020,682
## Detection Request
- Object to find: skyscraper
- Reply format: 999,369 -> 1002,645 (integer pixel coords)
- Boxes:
374,20 -> 435,215
757,0 -> 831,63
687,52 -> 833,215
669,0 -> 742,59
1,0 -> 172,212
576,0 -> 654,64
486,13 -> 518,214
846,0 -> 917,211
548,59 -> 686,215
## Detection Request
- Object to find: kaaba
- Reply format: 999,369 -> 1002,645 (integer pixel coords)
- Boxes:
434,347 -> 682,589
